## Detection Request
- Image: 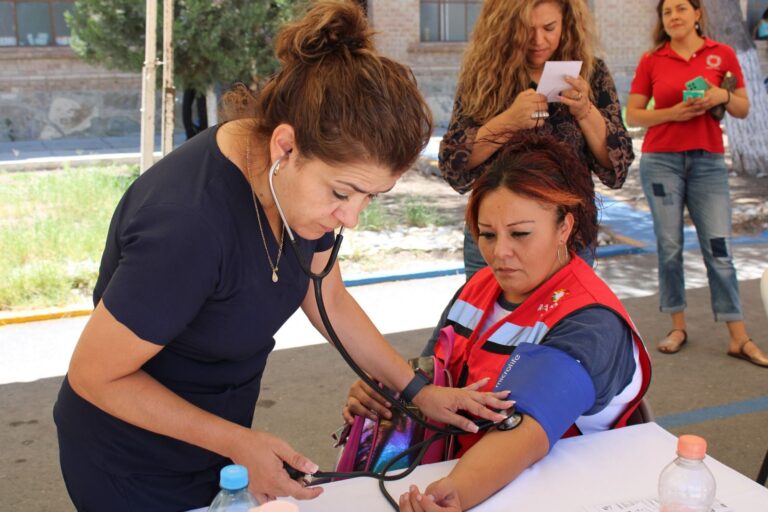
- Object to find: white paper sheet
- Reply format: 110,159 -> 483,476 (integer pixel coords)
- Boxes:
536,60 -> 583,102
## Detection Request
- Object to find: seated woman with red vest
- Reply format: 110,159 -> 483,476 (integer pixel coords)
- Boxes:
342,132 -> 651,512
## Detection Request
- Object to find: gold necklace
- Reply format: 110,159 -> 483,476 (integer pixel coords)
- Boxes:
245,138 -> 285,283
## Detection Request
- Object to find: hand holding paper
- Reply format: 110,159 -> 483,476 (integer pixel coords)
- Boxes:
536,61 -> 583,103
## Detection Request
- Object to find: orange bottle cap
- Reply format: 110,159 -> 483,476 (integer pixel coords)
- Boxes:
677,434 -> 707,460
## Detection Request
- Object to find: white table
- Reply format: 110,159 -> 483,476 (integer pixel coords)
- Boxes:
282,423 -> 768,511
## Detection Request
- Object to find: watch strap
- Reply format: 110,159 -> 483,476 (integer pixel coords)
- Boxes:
401,370 -> 431,403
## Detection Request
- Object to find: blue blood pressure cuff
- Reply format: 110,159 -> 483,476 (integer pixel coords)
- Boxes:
492,342 -> 595,451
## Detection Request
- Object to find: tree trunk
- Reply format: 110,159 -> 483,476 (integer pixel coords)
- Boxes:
706,0 -> 768,176
206,85 -> 218,127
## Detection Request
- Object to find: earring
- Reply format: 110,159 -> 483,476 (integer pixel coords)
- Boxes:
695,22 -> 700,31
557,242 -> 569,266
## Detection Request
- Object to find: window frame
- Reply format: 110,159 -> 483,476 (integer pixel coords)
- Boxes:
419,0 -> 481,43
0,0 -> 75,48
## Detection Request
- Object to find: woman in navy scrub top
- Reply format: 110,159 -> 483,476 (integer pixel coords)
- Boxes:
52,2 -> 512,510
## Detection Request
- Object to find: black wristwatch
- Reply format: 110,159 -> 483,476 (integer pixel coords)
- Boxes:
401,370 -> 430,402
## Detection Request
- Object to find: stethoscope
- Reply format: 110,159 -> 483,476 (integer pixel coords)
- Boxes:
265,154 -> 521,508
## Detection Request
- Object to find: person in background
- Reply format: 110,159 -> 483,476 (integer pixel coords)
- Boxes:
753,7 -> 768,40
52,2 -> 513,511
439,0 -> 634,277
345,132 -> 650,512
626,0 -> 768,367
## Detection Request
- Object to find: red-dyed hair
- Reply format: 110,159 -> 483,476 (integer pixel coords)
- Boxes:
465,131 -> 597,253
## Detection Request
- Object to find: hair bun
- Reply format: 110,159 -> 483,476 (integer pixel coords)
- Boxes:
276,0 -> 373,64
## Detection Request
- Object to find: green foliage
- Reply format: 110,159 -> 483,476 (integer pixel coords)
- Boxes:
66,0 -> 303,92
403,197 -> 440,227
357,200 -> 394,232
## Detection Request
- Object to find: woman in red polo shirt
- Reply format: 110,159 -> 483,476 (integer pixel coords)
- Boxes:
626,0 -> 767,367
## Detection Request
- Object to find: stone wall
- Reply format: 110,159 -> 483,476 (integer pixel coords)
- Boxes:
1,1 -> 767,141
0,47 -> 143,142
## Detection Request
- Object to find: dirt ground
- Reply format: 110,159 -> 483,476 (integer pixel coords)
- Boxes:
401,141 -> 768,238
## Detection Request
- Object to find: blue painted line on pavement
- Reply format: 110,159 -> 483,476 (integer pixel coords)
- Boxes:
656,395 -> 768,428
344,267 -> 464,287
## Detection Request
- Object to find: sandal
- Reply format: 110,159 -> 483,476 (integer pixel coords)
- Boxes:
727,339 -> 768,368
657,329 -> 688,354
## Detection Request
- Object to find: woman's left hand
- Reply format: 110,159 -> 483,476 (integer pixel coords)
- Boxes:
696,79 -> 730,110
411,385 -> 513,433
558,75 -> 592,121
399,482 -> 461,512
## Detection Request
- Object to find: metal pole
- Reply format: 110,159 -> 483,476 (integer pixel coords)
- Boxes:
160,0 -> 175,156
139,0 -> 158,173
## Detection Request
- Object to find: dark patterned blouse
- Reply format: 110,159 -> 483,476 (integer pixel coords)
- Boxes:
439,58 -> 634,194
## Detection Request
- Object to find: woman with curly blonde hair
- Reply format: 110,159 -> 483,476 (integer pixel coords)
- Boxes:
440,0 -> 634,276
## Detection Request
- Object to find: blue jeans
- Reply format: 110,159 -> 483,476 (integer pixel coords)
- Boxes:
639,151 -> 742,321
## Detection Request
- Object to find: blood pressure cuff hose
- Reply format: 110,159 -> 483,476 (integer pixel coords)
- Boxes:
492,342 -> 596,451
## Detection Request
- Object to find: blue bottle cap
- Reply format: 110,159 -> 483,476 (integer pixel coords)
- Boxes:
219,464 -> 249,490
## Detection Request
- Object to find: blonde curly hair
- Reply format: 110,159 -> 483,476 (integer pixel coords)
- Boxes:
456,0 -> 600,125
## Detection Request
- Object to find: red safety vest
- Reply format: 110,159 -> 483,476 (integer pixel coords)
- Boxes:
435,256 -> 651,456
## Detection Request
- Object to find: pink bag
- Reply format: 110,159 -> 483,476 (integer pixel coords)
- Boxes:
334,327 -> 456,475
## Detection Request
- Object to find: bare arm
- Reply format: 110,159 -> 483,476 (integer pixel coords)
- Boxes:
399,415 -> 549,511
301,248 -> 511,432
67,302 -> 321,502
697,85 -> 749,119
625,93 -> 709,128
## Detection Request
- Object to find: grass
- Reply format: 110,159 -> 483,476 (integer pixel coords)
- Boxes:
0,165 -> 138,310
0,166 -> 443,311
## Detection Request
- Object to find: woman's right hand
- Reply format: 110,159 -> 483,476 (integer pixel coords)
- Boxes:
667,99 -> 707,122
497,89 -> 549,131
342,379 -> 392,424
231,429 -> 323,503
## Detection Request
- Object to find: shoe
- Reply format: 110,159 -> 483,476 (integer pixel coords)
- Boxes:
727,339 -> 768,368
657,329 -> 688,354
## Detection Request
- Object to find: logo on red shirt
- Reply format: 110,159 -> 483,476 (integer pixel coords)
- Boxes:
706,54 -> 722,70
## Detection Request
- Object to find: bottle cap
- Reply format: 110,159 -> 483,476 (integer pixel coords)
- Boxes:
219,464 -> 249,490
250,501 -> 300,512
677,434 -> 707,460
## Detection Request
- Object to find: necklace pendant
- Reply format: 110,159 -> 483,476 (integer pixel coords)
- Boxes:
272,270 -> 278,283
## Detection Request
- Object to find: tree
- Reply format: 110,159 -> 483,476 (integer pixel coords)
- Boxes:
706,0 -> 768,177
67,0 -> 301,128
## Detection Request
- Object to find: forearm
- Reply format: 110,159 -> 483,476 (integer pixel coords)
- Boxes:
70,367 -> 248,459
303,281 -> 413,393
577,105 -> 611,169
625,106 -> 676,128
466,115 -> 520,169
448,416 -> 549,509
725,89 -> 749,118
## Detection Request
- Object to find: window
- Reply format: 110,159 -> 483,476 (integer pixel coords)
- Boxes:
420,0 -> 481,42
0,1 -> 75,47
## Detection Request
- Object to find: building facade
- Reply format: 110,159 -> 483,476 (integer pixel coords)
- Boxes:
0,0 -> 765,141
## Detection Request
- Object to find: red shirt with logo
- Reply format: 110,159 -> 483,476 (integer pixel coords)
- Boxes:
630,38 -> 745,154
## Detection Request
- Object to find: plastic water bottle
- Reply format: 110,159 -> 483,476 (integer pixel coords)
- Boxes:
658,435 -> 716,512
208,464 -> 260,511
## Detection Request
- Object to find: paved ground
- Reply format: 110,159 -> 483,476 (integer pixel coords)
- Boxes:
2,246 -> 768,511
1,135 -> 767,510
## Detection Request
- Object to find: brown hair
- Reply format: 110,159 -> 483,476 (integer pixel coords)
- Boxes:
457,0 -> 599,125
220,0 -> 432,174
652,0 -> 707,50
465,131 -> 597,252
